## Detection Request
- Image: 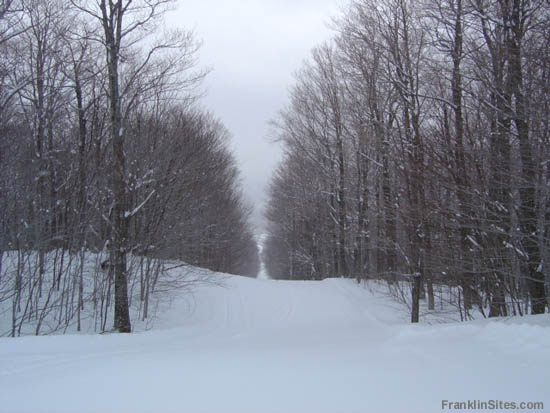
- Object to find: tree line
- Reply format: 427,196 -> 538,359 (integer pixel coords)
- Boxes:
0,0 -> 259,335
263,0 -> 550,322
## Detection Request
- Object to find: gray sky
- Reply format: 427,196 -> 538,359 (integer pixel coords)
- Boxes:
167,0 -> 343,232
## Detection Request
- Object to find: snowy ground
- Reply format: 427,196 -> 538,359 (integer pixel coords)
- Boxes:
1,273 -> 548,413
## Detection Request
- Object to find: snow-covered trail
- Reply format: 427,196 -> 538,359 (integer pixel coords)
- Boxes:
1,275 -> 549,413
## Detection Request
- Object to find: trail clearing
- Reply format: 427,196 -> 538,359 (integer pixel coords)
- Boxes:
1,274 -> 548,413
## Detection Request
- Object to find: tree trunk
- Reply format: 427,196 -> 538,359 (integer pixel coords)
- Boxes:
507,0 -> 546,314
100,0 -> 131,333
411,274 -> 421,323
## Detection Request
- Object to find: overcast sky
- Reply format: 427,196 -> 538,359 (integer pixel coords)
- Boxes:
167,0 -> 343,232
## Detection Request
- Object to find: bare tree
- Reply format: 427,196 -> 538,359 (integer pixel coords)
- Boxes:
264,0 -> 550,321
70,0 -> 201,332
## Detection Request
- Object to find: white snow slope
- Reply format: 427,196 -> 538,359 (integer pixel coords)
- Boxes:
1,274 -> 549,413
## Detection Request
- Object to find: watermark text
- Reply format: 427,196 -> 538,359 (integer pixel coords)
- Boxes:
442,400 -> 544,410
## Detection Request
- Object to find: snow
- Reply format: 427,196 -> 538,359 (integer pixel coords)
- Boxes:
1,273 -> 549,413
467,235 -> 480,249
124,189 -> 156,218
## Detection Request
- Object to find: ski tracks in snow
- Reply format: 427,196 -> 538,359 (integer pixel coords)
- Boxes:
1,274 -> 550,413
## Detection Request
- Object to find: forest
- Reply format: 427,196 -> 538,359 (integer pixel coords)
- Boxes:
263,0 -> 550,321
0,1 -> 548,411
0,0 -> 259,336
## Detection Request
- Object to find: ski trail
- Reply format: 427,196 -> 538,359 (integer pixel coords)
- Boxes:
1,274 -> 549,413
